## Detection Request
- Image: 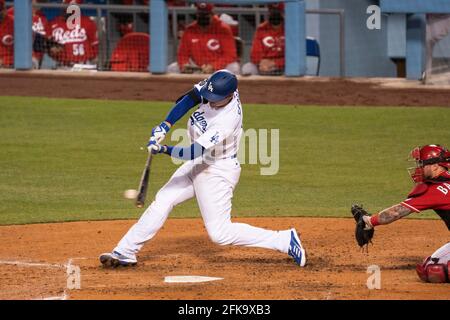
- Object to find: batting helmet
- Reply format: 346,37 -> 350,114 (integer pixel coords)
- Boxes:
408,144 -> 450,183
199,70 -> 238,102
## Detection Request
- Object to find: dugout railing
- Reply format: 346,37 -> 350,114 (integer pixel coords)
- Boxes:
9,1 -> 345,77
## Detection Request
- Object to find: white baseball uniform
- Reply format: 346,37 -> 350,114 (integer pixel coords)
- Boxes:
114,82 -> 293,260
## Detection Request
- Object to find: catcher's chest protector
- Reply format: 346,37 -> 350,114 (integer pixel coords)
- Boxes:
408,174 -> 450,230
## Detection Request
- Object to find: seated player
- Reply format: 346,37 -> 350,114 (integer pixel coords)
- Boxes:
0,0 -> 14,68
242,3 -> 285,76
354,144 -> 450,283
7,0 -> 55,69
48,0 -> 99,68
167,2 -> 239,74
110,32 -> 150,72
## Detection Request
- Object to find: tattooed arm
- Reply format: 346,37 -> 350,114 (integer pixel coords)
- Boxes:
363,204 -> 413,228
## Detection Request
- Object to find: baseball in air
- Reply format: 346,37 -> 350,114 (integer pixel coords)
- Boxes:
124,189 -> 138,199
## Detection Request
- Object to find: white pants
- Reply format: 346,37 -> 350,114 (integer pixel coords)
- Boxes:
114,158 -> 292,259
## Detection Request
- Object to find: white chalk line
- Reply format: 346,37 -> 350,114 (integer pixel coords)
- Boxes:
0,260 -> 65,269
0,257 -> 88,300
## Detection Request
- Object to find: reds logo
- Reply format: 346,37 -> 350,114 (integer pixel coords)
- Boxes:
1,34 -> 13,46
262,36 -> 275,48
52,25 -> 87,44
33,18 -> 46,36
262,35 -> 285,51
206,38 -> 220,51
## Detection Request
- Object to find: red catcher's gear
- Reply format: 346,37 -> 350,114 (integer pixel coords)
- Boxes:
110,32 -> 149,72
408,144 -> 450,183
416,256 -> 449,283
177,15 -> 236,71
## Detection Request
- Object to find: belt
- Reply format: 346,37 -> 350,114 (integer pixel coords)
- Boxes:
217,153 -> 237,160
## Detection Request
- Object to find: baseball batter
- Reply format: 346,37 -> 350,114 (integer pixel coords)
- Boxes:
100,70 -> 306,268
352,144 -> 450,283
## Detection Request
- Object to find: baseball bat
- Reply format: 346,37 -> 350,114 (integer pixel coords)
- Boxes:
135,152 -> 153,208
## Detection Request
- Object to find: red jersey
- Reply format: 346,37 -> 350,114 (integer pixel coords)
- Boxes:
0,14 -> 14,67
49,15 -> 98,65
401,171 -> 450,230
250,21 -> 285,69
177,15 -> 237,71
110,32 -> 149,72
7,8 -> 50,61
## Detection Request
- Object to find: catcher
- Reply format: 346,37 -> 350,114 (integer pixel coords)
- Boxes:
352,144 -> 450,283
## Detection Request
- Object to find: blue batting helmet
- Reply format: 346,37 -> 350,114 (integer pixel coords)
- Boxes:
199,70 -> 238,102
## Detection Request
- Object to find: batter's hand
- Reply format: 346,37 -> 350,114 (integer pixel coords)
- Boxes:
151,121 -> 171,144
147,137 -> 167,155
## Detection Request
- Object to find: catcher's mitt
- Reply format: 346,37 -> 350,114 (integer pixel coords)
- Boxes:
351,204 -> 374,249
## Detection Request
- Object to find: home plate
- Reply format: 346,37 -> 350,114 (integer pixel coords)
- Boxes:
164,276 -> 223,283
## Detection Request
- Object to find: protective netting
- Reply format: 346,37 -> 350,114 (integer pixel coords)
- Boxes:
0,1 -> 326,76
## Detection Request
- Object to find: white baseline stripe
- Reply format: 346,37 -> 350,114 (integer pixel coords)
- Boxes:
0,260 -> 65,269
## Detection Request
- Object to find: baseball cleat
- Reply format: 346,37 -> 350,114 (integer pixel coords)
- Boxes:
99,251 -> 137,268
288,229 -> 307,267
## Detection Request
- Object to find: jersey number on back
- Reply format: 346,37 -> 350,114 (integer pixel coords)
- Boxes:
73,44 -> 85,56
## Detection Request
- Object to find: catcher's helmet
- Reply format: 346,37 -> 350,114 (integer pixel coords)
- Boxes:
408,144 -> 450,183
199,70 -> 238,102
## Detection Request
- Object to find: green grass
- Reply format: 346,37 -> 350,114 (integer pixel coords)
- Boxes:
0,96 -> 449,225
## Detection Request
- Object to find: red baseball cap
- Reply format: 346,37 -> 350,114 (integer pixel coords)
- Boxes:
268,2 -> 285,11
196,2 -> 214,13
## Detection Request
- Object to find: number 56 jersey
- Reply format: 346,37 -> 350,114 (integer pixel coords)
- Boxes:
187,82 -> 243,162
49,15 -> 99,65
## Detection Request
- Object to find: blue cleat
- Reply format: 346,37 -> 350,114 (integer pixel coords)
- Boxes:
99,251 -> 137,268
288,229 -> 307,267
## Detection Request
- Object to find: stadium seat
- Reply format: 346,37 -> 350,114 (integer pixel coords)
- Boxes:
110,32 -> 150,72
306,37 -> 320,76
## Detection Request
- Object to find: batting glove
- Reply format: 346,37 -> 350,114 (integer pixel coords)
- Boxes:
147,137 -> 167,155
151,121 -> 171,144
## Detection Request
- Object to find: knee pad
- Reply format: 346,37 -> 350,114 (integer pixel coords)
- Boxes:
416,256 -> 449,283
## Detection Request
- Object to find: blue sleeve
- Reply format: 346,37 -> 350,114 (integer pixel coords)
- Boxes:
164,88 -> 201,125
164,142 -> 205,160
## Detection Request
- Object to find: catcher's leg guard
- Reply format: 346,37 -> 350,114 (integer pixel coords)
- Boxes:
448,261 -> 450,282
426,264 -> 448,283
416,255 -> 449,283
416,256 -> 431,282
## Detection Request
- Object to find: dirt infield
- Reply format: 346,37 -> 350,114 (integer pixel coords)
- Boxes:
0,217 -> 448,300
1,70 -> 450,107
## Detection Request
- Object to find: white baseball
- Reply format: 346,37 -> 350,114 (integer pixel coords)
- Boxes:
124,189 -> 138,199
